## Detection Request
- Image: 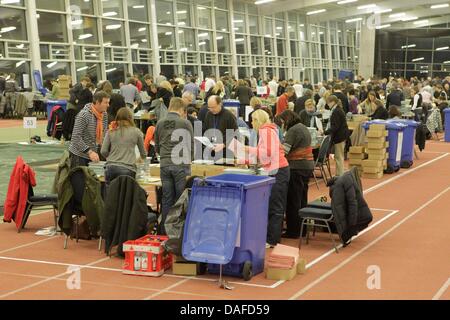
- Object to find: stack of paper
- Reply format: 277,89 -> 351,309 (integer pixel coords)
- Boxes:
267,244 -> 299,270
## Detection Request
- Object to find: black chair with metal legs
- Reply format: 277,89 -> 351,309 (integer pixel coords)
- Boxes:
20,186 -> 59,233
312,135 -> 332,190
298,203 -> 339,254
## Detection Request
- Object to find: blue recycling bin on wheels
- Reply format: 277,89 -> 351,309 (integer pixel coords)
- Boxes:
46,100 -> 67,119
363,120 -> 407,172
388,119 -> 419,168
182,174 -> 275,281
223,99 -> 241,118
444,108 -> 450,142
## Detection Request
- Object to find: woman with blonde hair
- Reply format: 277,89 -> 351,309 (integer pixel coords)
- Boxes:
156,80 -> 174,107
204,80 -> 225,102
101,107 -> 146,184
229,109 -> 289,248
358,91 -> 378,116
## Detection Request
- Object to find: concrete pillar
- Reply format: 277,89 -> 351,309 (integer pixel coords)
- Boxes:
149,0 -> 161,78
358,23 -> 376,79
26,0 -> 42,90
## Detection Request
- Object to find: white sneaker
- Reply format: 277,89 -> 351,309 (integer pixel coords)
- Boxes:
265,243 -> 274,249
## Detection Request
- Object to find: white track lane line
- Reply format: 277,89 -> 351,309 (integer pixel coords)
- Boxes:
432,278 -> 450,300
0,236 -> 57,255
288,185 -> 450,300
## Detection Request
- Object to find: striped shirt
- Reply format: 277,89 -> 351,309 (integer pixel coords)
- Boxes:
69,104 -> 108,159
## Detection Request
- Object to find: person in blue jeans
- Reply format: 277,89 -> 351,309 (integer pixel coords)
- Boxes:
155,97 -> 194,235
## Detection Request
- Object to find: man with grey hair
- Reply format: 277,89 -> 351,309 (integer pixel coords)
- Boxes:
182,91 -> 195,108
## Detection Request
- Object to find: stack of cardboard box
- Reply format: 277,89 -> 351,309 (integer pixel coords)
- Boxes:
57,75 -> 71,100
362,124 -> 389,179
348,146 -> 366,174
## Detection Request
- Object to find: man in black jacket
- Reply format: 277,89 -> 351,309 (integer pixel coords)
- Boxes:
386,83 -> 404,109
371,100 -> 389,120
294,89 -> 313,115
332,84 -> 350,114
324,95 -> 349,177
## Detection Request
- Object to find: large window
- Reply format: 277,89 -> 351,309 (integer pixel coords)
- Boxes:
129,23 -> 150,49
197,5 -> 212,29
178,28 -> 195,52
216,33 -> 230,53
37,12 -> 68,43
198,31 -> 213,52
177,3 -> 191,27
156,0 -> 173,25
128,0 -> 148,21
0,7 -> 27,41
36,0 -> 65,11
70,0 -> 94,15
102,0 -> 124,19
102,20 -> 125,47
215,10 -> 229,32
72,17 -> 98,45
158,26 -> 175,50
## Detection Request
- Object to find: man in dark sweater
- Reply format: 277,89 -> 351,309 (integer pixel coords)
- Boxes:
371,100 -> 389,120
294,89 -> 313,115
386,83 -> 404,109
332,84 -> 350,114
155,97 -> 194,235
204,95 -> 238,160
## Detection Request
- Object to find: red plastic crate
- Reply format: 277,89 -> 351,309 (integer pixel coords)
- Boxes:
122,235 -> 172,277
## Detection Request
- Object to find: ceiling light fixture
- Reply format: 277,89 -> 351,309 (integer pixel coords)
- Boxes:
306,9 -> 326,15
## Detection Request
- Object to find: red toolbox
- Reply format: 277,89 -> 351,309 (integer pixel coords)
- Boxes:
123,235 -> 172,277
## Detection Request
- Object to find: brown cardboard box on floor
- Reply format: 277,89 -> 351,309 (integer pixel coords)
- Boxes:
349,158 -> 363,166
369,124 -> 386,131
363,166 -> 382,174
362,160 -> 382,167
149,164 -> 160,177
297,259 -> 306,275
172,262 -> 198,276
367,130 -> 387,138
363,172 -> 384,179
349,153 -> 365,160
203,165 -> 226,177
349,146 -> 365,154
368,153 -> 387,161
367,141 -> 388,149
367,148 -> 386,157
191,164 -> 205,177
266,264 -> 298,281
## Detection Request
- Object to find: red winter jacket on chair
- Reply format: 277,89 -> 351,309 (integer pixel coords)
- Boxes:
3,156 -> 37,230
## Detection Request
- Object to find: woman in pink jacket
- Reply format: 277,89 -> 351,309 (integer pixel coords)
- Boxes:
230,109 -> 290,248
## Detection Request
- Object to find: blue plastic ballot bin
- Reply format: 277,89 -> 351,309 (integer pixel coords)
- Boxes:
47,100 -> 67,118
363,120 -> 407,172
182,174 -> 275,281
223,99 -> 241,118
445,108 -> 450,142
388,119 -> 419,168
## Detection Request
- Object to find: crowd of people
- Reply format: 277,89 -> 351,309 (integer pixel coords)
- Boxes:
3,69 -> 449,248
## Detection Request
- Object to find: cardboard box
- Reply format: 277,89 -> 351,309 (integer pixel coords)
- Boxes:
172,262 -> 198,276
266,265 -> 297,281
297,259 -> 306,275
362,160 -> 382,168
369,154 -> 387,161
367,130 -> 387,138
203,165 -> 226,177
367,148 -> 386,157
363,166 -> 382,174
369,124 -> 386,131
349,146 -> 365,154
191,164 -> 205,177
349,153 -> 365,160
149,164 -> 160,177
349,158 -> 363,166
367,137 -> 386,143
363,172 -> 384,179
367,141 -> 388,150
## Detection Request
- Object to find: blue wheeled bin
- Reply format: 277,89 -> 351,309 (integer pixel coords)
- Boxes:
182,174 -> 275,281
363,120 -> 407,173
47,100 -> 67,119
388,119 -> 419,168
223,99 -> 241,118
444,108 -> 450,142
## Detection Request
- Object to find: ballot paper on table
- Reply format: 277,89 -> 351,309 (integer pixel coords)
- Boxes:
195,136 -> 216,149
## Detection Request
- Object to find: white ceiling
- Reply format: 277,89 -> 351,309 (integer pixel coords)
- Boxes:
256,0 -> 450,30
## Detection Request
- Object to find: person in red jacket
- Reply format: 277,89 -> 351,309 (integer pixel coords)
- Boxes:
276,86 -> 295,116
134,74 -> 143,93
229,109 -> 290,248
3,156 -> 36,230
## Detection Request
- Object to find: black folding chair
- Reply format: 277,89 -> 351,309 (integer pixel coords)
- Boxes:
312,135 -> 332,190
298,200 -> 339,254
20,186 -> 59,233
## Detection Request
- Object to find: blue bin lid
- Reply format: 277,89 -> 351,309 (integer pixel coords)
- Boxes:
363,120 -> 406,131
387,119 -> 420,128
204,174 -> 276,190
223,100 -> 241,107
182,181 -> 243,265
48,100 -> 68,105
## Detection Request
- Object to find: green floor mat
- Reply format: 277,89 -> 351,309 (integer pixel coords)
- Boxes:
0,143 -> 67,215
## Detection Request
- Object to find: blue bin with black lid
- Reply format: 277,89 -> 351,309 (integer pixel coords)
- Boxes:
444,108 -> 450,142
223,99 -> 241,118
387,119 -> 419,168
182,174 -> 275,281
363,120 -> 407,172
